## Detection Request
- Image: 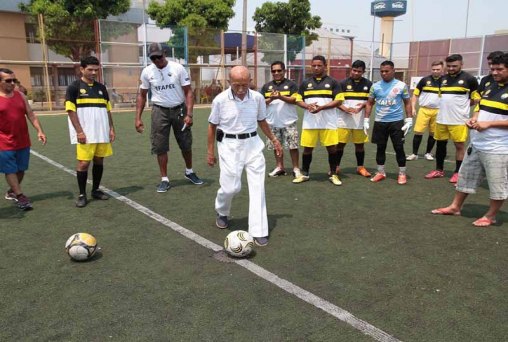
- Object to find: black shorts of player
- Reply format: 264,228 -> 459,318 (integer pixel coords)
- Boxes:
371,120 -> 405,145
151,103 -> 193,154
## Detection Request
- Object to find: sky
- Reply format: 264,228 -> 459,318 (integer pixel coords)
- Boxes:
228,0 -> 508,44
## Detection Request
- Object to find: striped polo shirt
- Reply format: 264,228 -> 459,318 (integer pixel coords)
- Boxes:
295,75 -> 341,129
65,79 -> 112,144
471,81 -> 508,153
260,78 -> 299,128
337,77 -> 372,129
413,75 -> 441,108
438,71 -> 479,125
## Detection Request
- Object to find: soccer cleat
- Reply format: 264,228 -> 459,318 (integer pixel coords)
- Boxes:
157,180 -> 171,192
91,189 -> 109,200
75,194 -> 88,208
397,173 -> 407,185
370,172 -> 386,182
16,194 -> 33,210
424,153 -> 434,161
269,167 -> 287,177
292,172 -> 309,184
406,154 -> 418,161
449,172 -> 459,184
329,174 -> 342,186
5,189 -> 17,201
185,172 -> 204,185
216,213 -> 229,229
424,170 -> 445,179
254,236 -> 269,247
356,166 -> 371,177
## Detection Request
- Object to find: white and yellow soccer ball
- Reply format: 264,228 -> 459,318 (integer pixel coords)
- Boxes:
65,233 -> 97,261
224,230 -> 254,257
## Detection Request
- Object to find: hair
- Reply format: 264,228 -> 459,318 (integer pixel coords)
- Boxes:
445,54 -> 463,63
351,60 -> 366,70
380,60 -> 394,68
490,53 -> 508,68
312,55 -> 326,64
81,56 -> 100,68
0,68 -> 14,76
271,61 -> 285,70
487,50 -> 504,61
431,60 -> 444,67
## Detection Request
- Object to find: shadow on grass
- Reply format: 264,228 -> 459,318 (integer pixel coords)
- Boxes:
111,185 -> 144,196
0,190 -> 74,219
460,203 -> 507,222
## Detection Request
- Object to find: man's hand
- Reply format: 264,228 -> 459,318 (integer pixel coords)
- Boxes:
307,102 -> 318,113
109,128 -> 116,143
38,132 -> 47,145
184,115 -> 193,127
401,117 -> 413,136
270,90 -> 280,99
471,121 -> 490,131
272,138 -> 283,157
135,119 -> 144,133
363,118 -> 370,136
207,153 -> 217,167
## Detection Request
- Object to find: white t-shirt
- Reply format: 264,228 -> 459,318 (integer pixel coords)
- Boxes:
139,60 -> 191,107
208,88 -> 266,134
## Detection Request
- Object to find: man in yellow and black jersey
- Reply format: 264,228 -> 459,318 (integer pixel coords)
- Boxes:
292,55 -> 342,185
407,60 -> 443,161
260,61 -> 301,179
425,54 -> 480,184
335,59 -> 373,178
432,53 -> 508,227
66,56 -> 115,208
478,51 -> 504,95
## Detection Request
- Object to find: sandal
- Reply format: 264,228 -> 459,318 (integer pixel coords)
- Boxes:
431,207 -> 461,216
472,216 -> 496,227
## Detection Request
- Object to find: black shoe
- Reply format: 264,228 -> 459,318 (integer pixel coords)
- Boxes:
91,189 -> 109,200
75,194 -> 88,208
185,172 -> 204,185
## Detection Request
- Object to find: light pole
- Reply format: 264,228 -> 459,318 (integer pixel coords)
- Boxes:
369,9 -> 376,80
241,0 -> 247,66
465,0 -> 470,37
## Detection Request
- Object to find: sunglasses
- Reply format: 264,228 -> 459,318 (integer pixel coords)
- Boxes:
271,69 -> 284,74
150,55 -> 164,61
2,78 -> 18,84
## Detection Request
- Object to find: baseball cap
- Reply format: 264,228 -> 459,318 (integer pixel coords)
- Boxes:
148,43 -> 164,58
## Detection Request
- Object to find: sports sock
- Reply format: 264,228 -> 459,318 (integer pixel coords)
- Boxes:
328,152 -> 338,175
185,168 -> 193,175
436,140 -> 447,170
302,153 -> 312,173
336,149 -> 344,168
412,135 -> 422,155
399,166 -> 407,175
377,165 -> 385,174
455,160 -> 462,173
76,170 -> 88,195
355,151 -> 365,166
92,164 -> 103,191
426,135 -> 436,154
161,176 -> 169,182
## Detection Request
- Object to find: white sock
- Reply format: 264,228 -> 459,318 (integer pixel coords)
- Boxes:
377,165 -> 385,174
185,168 -> 193,175
161,176 -> 169,182
399,167 -> 407,175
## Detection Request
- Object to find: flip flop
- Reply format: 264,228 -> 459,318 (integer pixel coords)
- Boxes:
472,216 -> 497,227
431,207 -> 461,216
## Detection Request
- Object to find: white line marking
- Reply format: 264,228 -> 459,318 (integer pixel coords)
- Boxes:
31,150 -> 402,342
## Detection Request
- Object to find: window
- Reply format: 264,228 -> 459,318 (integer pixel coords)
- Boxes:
30,67 -> 44,86
25,23 -> 39,43
58,68 -> 78,86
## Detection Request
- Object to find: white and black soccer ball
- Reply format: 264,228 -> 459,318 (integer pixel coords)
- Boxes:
224,230 -> 254,257
65,233 -> 97,261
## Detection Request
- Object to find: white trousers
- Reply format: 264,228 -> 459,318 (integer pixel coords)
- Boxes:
215,135 -> 269,238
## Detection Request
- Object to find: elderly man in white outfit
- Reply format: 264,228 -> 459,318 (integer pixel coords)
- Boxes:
207,66 -> 282,247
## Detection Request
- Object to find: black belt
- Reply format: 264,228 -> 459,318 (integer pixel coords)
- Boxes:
225,132 -> 257,139
153,103 -> 183,110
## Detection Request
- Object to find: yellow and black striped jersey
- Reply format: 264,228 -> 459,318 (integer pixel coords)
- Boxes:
337,77 -> 372,129
65,79 -> 112,144
438,71 -> 479,125
414,75 -> 441,108
260,78 -> 299,127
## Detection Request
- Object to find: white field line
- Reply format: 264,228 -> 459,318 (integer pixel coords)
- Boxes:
31,150 -> 402,342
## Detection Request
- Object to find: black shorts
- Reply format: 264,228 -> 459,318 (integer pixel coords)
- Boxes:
150,104 -> 193,154
371,120 -> 405,145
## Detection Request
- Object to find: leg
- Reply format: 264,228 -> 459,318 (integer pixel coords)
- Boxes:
326,144 -> 338,175
425,134 -> 436,154
431,191 -> 468,215
157,153 -> 168,178
215,141 -> 243,217
92,156 -> 104,191
181,150 -> 192,169
454,141 -> 465,172
336,143 -> 346,169
435,140 -> 447,171
301,147 -> 314,173
5,173 -> 22,195
289,148 -> 299,171
411,133 -> 423,155
245,140 -> 269,238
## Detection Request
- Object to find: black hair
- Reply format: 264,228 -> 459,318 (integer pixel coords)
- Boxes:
487,51 -> 504,61
81,56 -> 100,68
351,60 -> 366,70
491,53 -> 508,68
380,60 -> 394,68
312,55 -> 326,64
0,68 -> 14,75
445,54 -> 463,63
271,61 -> 286,70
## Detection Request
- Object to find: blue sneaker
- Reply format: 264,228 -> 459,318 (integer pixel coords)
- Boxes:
185,172 -> 204,185
157,180 -> 171,193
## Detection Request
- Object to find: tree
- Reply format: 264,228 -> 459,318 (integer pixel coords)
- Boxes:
19,0 -> 132,64
146,0 -> 236,63
253,0 -> 321,62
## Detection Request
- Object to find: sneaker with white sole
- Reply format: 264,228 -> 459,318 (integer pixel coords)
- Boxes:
5,189 -> 17,201
216,213 -> 229,229
254,236 -> 269,246
370,172 -> 386,182
16,194 -> 33,210
157,180 -> 171,192
185,172 -> 204,185
424,153 -> 434,160
329,174 -> 342,186
406,154 -> 418,161
268,167 -> 287,177
292,172 -> 309,184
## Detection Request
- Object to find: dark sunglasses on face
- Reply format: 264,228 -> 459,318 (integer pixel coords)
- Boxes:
2,78 -> 18,84
271,69 -> 284,74
150,55 -> 163,61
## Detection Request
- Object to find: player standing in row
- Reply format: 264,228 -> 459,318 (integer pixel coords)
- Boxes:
406,60 -> 443,161
335,60 -> 373,178
293,55 -> 342,185
1,68 -> 46,210
425,54 -> 480,183
260,61 -> 301,179
478,51 -> 504,95
432,53 -> 508,227
207,66 -> 282,247
66,56 -> 115,208
364,60 -> 413,185
136,43 -> 203,193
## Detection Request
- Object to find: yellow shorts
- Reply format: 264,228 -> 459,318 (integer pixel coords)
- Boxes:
434,124 -> 468,142
337,128 -> 369,144
301,129 -> 338,147
76,143 -> 113,161
414,107 -> 438,133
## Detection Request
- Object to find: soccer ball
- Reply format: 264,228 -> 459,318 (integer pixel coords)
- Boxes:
65,233 -> 97,261
224,230 -> 254,257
